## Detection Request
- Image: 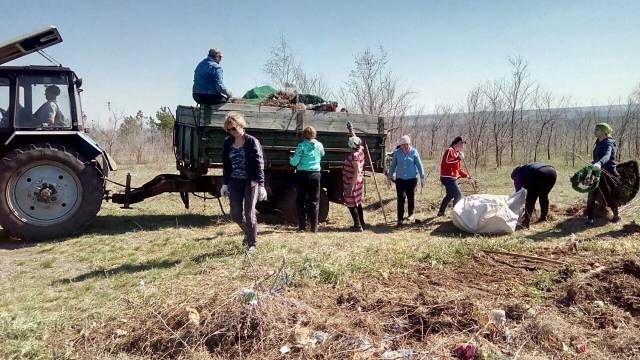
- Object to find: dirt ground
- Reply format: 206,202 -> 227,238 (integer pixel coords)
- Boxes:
75,247 -> 640,359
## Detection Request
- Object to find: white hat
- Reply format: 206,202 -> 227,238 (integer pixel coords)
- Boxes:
398,135 -> 411,146
348,136 -> 362,149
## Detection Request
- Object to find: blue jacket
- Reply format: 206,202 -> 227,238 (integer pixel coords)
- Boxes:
592,137 -> 617,173
388,147 -> 425,180
193,57 -> 228,96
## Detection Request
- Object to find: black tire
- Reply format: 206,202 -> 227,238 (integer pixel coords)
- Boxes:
275,187 -> 329,225
0,143 -> 104,241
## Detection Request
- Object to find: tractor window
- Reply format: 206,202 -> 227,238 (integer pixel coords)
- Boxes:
0,77 -> 9,128
16,75 -> 72,129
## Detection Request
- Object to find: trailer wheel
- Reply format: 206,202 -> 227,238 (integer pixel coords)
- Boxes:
275,187 -> 329,225
0,144 -> 104,241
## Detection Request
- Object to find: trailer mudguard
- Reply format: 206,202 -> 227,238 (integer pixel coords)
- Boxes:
3,131 -> 117,173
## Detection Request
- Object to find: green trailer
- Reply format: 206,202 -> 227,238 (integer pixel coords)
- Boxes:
113,103 -> 387,223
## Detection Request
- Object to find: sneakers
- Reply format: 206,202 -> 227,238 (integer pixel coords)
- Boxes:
585,218 -> 595,227
396,221 -> 403,227
437,211 -> 445,217
350,225 -> 364,232
246,245 -> 256,254
611,215 -> 622,223
406,215 -> 415,223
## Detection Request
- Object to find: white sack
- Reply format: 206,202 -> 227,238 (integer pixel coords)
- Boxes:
451,189 -> 527,234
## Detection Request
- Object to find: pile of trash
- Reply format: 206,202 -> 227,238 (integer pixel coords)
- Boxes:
240,85 -> 338,111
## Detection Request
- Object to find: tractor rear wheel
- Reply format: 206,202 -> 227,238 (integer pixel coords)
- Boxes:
0,144 -> 104,241
275,187 -> 329,225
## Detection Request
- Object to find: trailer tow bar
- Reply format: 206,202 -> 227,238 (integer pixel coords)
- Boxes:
122,173 -> 132,209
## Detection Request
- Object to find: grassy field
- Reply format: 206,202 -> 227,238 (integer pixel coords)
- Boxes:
1,160 -> 639,359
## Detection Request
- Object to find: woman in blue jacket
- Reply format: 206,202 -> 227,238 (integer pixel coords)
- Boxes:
586,123 -> 620,226
387,135 -> 425,226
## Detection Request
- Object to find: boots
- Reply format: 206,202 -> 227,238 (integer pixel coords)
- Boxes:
356,204 -> 366,228
348,207 -> 363,232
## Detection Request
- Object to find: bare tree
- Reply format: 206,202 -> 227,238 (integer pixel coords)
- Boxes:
264,36 -> 332,99
293,68 -> 332,100
263,35 -> 297,89
484,80 -> 509,168
463,85 -> 490,170
502,56 -> 532,163
428,104 -> 451,158
615,100 -> 636,161
339,46 -> 414,118
531,89 -> 567,162
92,101 -> 123,157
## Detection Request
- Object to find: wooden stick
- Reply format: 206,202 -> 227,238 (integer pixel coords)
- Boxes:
482,249 -> 567,265
363,141 -> 388,225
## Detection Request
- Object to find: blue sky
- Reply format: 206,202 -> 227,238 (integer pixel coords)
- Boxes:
1,0 -> 638,123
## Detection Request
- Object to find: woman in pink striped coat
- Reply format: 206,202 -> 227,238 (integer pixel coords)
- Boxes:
342,136 -> 366,231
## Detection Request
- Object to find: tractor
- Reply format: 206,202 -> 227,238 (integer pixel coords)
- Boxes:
0,27 -> 116,241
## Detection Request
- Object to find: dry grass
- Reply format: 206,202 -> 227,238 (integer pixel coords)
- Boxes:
1,160 -> 640,359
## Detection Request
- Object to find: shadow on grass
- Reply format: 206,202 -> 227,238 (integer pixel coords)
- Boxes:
0,229 -> 38,250
430,220 -> 477,238
595,223 -> 640,239
362,197 -> 396,212
84,214 -> 229,235
525,217 -> 594,241
52,242 -> 243,285
318,216 -> 444,234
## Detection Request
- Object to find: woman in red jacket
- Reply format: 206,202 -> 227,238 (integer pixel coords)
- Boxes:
438,136 -> 468,216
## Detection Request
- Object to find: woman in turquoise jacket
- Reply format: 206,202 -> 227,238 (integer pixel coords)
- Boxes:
290,126 -> 325,232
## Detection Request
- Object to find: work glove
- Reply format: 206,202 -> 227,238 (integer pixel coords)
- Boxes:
257,186 -> 268,201
458,151 -> 465,160
220,184 -> 229,197
593,163 -> 602,170
420,177 -> 426,188
386,176 -> 393,189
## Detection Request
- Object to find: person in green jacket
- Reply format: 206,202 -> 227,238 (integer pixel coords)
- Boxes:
290,126 -> 325,232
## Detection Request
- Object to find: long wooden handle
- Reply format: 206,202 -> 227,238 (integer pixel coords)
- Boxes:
364,141 -> 388,224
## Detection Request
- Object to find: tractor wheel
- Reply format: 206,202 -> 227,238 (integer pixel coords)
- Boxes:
0,144 -> 104,241
275,187 -> 329,225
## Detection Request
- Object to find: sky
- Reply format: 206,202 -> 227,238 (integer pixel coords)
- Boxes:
1,0 -> 638,124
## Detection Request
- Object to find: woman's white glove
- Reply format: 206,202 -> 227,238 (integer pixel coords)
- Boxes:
458,151 -> 465,160
258,186 -> 268,201
220,184 -> 229,197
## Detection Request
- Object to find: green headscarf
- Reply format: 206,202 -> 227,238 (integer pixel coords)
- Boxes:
595,123 -> 613,136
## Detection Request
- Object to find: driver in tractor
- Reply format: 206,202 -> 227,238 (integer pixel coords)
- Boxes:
34,85 -> 65,126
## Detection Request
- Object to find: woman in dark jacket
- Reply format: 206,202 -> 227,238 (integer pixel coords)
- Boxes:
585,122 -> 620,226
511,162 -> 557,229
220,112 -> 267,252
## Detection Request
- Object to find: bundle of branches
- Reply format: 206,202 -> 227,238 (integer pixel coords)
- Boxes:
611,160 -> 640,205
76,290 -> 317,359
259,91 -> 301,109
570,164 -> 602,193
